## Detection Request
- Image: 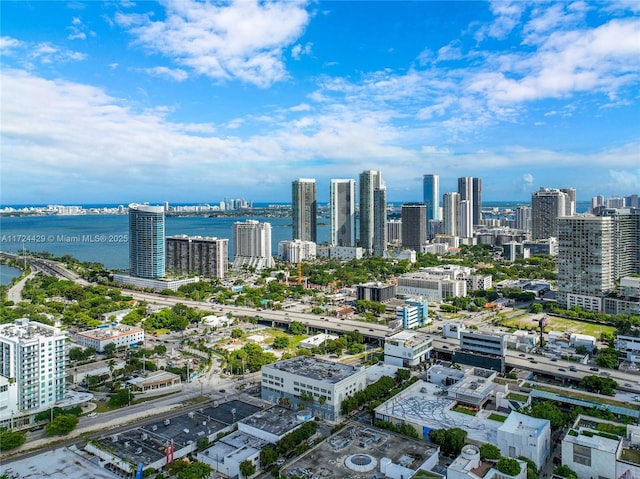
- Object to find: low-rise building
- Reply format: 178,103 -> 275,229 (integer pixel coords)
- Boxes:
356,282 -> 396,303
127,371 -> 181,393
70,359 -> 126,384
616,333 -> 640,363
112,274 -> 200,292
447,444 -> 527,479
75,325 -> 145,353
299,333 -> 338,350
395,298 -> 429,329
561,415 -> 640,479
497,411 -> 551,471
383,330 -> 433,368
453,331 -> 507,372
261,356 -> 366,422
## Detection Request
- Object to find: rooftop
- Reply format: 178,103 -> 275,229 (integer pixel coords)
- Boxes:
239,406 -> 304,437
264,356 -> 363,384
2,446 -> 119,479
76,324 -> 144,340
386,330 -> 433,348
282,423 -> 438,479
0,318 -> 62,340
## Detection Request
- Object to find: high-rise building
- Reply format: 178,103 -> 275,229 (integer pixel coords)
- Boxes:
166,235 -> 228,278
292,178 -> 317,243
129,203 -> 165,279
442,192 -> 460,236
557,208 -> 640,313
232,220 -> 275,270
330,179 -> 356,247
458,199 -> 473,238
515,205 -> 532,233
560,188 -> 577,216
359,170 -> 385,251
0,319 -> 67,426
387,219 -> 402,245
423,174 -> 440,222
531,188 -> 567,239
373,186 -> 387,257
401,203 -> 426,252
606,196 -> 625,208
458,177 -> 482,227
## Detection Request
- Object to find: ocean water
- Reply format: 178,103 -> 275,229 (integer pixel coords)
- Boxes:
0,201 -> 590,271
0,214 -> 330,270
0,263 -> 22,286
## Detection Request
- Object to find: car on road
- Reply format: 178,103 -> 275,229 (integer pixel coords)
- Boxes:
87,412 -> 97,417
569,366 -> 577,372
558,368 -> 566,372
589,367 -> 600,371
551,358 -> 558,362
529,359 -> 537,363
600,371 -> 611,376
518,353 -> 526,357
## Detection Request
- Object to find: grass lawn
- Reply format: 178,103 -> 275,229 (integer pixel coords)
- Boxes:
621,448 -> 640,465
506,392 -> 529,402
488,413 -> 507,422
498,314 -> 616,337
453,406 -> 476,416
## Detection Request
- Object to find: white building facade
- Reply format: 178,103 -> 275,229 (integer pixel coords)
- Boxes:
0,319 -> 68,427
232,220 -> 275,270
384,330 -> 433,368
75,325 -> 145,353
497,411 -> 551,471
261,356 -> 366,422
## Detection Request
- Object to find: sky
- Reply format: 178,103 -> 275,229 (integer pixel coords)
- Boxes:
1,1 -> 639,205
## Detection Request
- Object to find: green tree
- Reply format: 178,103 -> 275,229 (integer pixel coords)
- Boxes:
260,446 -> 278,468
289,321 -> 306,335
239,459 -> 256,478
553,464 -> 578,479
231,328 -> 244,339
480,443 -> 501,460
523,400 -> 567,430
579,375 -> 618,395
0,428 -> 27,451
103,342 -> 117,356
176,461 -> 211,479
272,336 -> 290,349
429,428 -> 467,457
496,458 -> 521,476
44,414 -> 79,436
529,303 -> 543,314
109,388 -> 133,407
595,347 -> 619,369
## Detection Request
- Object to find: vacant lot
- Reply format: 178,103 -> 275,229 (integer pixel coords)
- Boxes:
499,314 -> 616,337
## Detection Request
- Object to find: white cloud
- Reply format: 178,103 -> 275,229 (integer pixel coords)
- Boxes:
0,36 -> 22,52
291,42 -> 312,60
1,36 -> 87,64
115,0 -> 310,87
143,66 -> 188,82
608,169 -> 640,192
468,18 -> 640,106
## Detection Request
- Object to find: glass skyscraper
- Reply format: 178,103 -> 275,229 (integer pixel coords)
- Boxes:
423,174 -> 440,221
292,178 -> 317,243
129,203 -> 165,279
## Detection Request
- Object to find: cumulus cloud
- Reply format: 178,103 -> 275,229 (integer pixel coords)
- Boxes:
291,42 -> 312,60
0,36 -> 87,65
115,0 -> 310,87
143,66 -> 188,82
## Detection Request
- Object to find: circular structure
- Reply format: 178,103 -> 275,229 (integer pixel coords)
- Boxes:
345,454 -> 377,473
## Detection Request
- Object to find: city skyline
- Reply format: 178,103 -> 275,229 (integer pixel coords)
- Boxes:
1,1 -> 640,205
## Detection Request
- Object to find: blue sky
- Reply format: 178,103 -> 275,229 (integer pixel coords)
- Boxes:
1,1 -> 639,205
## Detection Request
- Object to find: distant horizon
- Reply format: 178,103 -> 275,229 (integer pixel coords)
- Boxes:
0,198 -> 597,209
